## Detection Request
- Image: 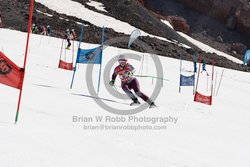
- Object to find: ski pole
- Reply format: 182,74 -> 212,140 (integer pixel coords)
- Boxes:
213,71 -> 218,96
216,70 -> 224,96
134,74 -> 169,81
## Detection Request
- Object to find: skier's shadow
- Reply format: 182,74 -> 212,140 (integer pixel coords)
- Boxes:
33,84 -> 129,105
71,93 -> 129,106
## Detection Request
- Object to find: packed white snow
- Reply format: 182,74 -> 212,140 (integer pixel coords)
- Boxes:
86,0 -> 108,13
0,28 -> 250,167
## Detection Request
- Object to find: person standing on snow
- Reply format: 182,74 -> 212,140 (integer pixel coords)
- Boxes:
109,55 -> 156,108
201,60 -> 209,76
193,53 -> 197,73
193,60 -> 197,73
64,29 -> 72,49
46,25 -> 51,36
31,24 -> 39,34
70,29 -> 77,40
0,14 -> 3,28
38,25 -> 46,35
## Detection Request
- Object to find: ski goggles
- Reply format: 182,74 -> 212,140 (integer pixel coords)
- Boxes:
118,59 -> 127,65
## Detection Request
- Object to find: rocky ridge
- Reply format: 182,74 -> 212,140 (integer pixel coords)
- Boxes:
0,0 -> 249,71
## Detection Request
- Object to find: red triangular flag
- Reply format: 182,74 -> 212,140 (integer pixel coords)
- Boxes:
0,52 -> 24,89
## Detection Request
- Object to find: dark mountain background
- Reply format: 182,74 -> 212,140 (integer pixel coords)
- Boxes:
141,0 -> 250,57
0,0 -> 249,71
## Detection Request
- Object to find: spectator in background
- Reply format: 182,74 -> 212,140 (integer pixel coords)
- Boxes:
32,24 -> 39,34
247,59 -> 250,67
46,25 -> 51,36
201,60 -> 209,76
193,60 -> 197,73
64,29 -> 71,49
38,25 -> 46,35
0,14 -> 3,28
193,53 -> 197,73
70,29 -> 77,40
64,28 -> 77,49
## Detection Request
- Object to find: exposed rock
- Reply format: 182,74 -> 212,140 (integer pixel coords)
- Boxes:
235,4 -> 250,37
167,16 -> 190,33
176,0 -> 250,37
231,50 -> 237,55
231,43 -> 247,55
139,0 -> 250,69
1,0 -> 250,72
202,30 -> 207,36
138,0 -> 145,6
97,0 -> 197,48
124,0 -> 132,5
216,36 -> 223,43
226,15 -> 236,30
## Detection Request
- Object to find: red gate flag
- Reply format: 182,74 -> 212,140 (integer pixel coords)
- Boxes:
194,92 -> 212,105
0,52 -> 24,89
58,60 -> 73,70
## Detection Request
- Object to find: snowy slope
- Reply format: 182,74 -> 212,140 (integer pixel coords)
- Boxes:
0,28 -> 250,167
35,0 -> 172,43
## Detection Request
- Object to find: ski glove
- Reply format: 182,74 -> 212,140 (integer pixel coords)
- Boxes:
109,80 -> 115,86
